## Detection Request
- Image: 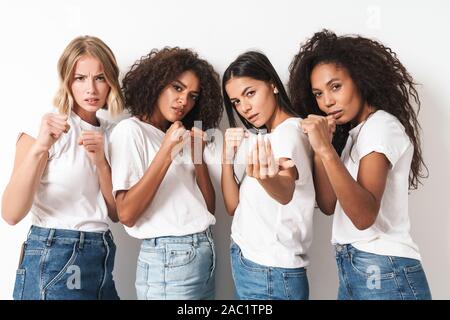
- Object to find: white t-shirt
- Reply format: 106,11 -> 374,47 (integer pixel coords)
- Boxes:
109,117 -> 216,239
231,117 -> 315,269
28,111 -> 113,232
332,110 -> 421,261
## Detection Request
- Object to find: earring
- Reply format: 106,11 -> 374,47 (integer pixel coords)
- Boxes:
274,88 -> 279,94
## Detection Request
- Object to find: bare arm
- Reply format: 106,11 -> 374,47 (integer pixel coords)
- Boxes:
115,121 -> 189,227
194,163 -> 215,214
256,165 -> 297,205
2,114 -> 69,225
1,135 -> 48,225
313,154 -> 337,215
221,163 -> 240,216
302,115 -> 389,230
78,131 -> 118,222
190,128 -> 215,214
96,162 -> 118,222
115,145 -> 172,227
320,149 -> 389,229
221,128 -> 247,216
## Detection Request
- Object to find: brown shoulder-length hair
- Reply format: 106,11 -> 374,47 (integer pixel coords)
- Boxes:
122,47 -> 223,130
53,35 -> 124,116
288,29 -> 427,190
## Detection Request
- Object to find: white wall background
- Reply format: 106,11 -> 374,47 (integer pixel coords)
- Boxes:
1,0 -> 449,300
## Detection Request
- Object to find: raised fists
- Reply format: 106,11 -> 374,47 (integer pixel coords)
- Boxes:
300,115 -> 336,157
78,131 -> 106,166
161,121 -> 191,156
35,113 -> 70,151
223,128 -> 249,164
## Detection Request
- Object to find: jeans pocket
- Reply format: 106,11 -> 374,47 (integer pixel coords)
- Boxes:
135,260 -> 150,300
282,269 -> 309,300
238,251 -> 267,272
349,250 -> 395,279
13,269 -> 26,300
232,250 -> 269,300
41,242 -> 79,296
403,262 -> 432,300
166,243 -> 196,268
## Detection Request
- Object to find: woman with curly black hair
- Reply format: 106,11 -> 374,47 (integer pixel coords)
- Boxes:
222,51 -> 315,300
288,30 -> 431,300
109,47 -> 222,300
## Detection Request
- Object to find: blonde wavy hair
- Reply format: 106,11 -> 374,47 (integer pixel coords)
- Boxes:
53,35 -> 124,116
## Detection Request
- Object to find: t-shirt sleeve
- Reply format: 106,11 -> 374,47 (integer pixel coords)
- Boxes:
355,114 -> 411,167
109,121 -> 147,197
269,120 -> 313,184
18,112 -> 43,143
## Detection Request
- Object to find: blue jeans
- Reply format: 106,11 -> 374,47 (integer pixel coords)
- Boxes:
13,225 -> 119,300
335,244 -> 432,300
230,242 -> 309,300
135,228 -> 216,300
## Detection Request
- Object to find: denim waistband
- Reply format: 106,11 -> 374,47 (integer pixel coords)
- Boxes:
27,225 -> 114,246
335,243 -> 353,255
143,228 -> 213,247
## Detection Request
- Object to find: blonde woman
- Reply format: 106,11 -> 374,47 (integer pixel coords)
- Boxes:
1,36 -> 124,300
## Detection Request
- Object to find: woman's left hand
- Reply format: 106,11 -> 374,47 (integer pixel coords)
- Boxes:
78,131 -> 106,166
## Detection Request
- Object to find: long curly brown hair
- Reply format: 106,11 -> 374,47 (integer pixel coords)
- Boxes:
122,47 -> 223,130
288,29 -> 427,190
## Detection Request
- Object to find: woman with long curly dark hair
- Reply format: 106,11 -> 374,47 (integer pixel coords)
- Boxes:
288,30 -> 431,300
222,51 -> 315,300
109,47 -> 222,300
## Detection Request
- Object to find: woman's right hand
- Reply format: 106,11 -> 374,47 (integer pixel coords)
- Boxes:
300,115 -> 336,158
223,128 -> 248,164
35,113 -> 70,152
161,121 -> 190,158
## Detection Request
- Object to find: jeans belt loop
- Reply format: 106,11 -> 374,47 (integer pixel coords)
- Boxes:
46,229 -> 55,247
78,231 -> 85,250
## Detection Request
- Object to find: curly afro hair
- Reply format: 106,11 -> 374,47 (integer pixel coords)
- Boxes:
288,29 -> 427,190
122,47 -> 223,130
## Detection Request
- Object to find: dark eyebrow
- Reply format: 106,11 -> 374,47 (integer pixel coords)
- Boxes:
174,79 -> 200,95
242,86 -> 252,96
173,79 -> 186,88
311,78 -> 340,91
229,86 -> 253,101
326,78 -> 340,86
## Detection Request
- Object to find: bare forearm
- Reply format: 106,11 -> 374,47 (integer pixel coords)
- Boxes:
257,175 -> 295,205
221,164 -> 239,216
320,150 -> 378,229
313,154 -> 337,215
96,160 -> 118,222
116,146 -> 172,227
2,143 -> 48,225
194,163 -> 215,214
